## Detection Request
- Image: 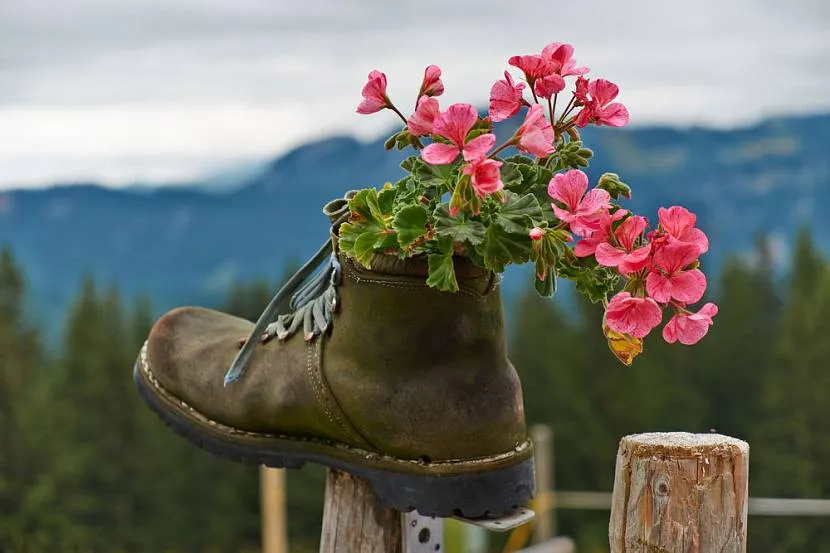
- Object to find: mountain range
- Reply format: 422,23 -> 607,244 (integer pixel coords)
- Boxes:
2,113 -> 829,330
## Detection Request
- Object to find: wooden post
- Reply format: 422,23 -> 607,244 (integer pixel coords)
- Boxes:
531,425 -> 554,542
609,432 -> 749,553
319,469 -> 401,553
260,466 -> 287,553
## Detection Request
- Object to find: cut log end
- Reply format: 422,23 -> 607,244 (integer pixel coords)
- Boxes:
609,432 -> 749,553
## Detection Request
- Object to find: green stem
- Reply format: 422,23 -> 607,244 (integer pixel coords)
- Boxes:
488,140 -> 516,159
388,103 -> 409,126
551,93 -> 558,121
556,95 -> 577,126
547,96 -> 555,126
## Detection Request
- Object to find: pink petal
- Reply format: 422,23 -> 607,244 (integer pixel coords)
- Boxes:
574,106 -> 593,127
422,143 -> 460,165
356,98 -> 386,114
420,65 -> 444,97
662,303 -> 717,345
534,74 -> 566,99
489,71 -> 525,122
646,271 -> 674,304
433,103 -> 478,146
669,269 -> 707,304
615,215 -> 648,251
658,206 -> 696,235
407,96 -> 440,136
462,133 -> 496,161
552,205 -> 575,223
605,292 -> 662,338
652,242 -> 700,273
518,127 -> 555,157
508,54 -> 553,82
594,242 -> 627,267
589,78 -> 620,105
577,188 -> 611,215
548,169 -> 588,210
574,237 -> 600,257
596,103 -> 629,127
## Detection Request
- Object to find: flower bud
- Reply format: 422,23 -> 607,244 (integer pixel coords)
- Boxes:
529,227 -> 544,241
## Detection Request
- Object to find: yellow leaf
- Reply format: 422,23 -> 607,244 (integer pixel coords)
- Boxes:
603,324 -> 643,366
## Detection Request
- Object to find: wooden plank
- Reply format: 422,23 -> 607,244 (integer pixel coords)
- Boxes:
319,469 -> 401,553
531,425 -> 554,542
519,537 -> 576,553
260,466 -> 287,553
609,432 -> 749,553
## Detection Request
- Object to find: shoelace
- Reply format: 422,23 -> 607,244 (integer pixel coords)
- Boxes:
223,206 -> 350,386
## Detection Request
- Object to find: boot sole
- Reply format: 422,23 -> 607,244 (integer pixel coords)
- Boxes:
134,353 -> 535,518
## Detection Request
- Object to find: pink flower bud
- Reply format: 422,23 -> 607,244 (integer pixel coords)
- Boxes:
529,227 -> 544,241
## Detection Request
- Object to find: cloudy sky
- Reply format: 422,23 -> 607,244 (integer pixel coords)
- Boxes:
1,0 -> 828,190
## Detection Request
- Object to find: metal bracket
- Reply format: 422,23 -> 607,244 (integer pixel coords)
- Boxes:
453,506 -> 536,532
402,508 -> 535,551
402,512 -> 443,553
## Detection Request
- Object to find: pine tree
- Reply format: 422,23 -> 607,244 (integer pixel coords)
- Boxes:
0,247 -> 48,549
751,230 -> 830,551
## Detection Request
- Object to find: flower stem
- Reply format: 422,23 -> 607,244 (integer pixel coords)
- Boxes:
552,93 -> 558,120
388,103 -> 409,126
488,140 -> 515,159
556,95 -> 577,126
547,96 -> 555,125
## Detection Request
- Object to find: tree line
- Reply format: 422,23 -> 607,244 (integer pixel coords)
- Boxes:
0,231 -> 828,552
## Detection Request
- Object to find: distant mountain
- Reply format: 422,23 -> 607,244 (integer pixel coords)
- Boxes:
2,113 -> 829,329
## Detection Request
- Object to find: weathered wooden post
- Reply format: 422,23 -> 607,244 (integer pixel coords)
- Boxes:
609,432 -> 749,553
531,424 -> 554,542
260,466 -> 287,553
319,470 -> 403,553
319,468 -> 534,552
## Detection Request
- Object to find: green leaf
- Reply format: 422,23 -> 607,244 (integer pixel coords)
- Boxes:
426,253 -> 459,293
400,156 -> 419,172
394,205 -> 429,248
411,158 -> 451,188
495,192 -> 544,233
377,187 -> 397,217
348,189 -> 378,222
433,205 -> 486,246
477,224 -> 532,273
534,269 -> 557,297
353,230 -> 384,268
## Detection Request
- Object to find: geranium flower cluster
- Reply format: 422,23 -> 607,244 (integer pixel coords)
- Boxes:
535,171 -> 717,350
349,42 -> 716,364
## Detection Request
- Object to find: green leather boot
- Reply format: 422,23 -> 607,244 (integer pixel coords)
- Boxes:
134,197 -> 535,517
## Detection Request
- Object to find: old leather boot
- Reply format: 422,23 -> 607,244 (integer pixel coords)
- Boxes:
134,198 -> 535,517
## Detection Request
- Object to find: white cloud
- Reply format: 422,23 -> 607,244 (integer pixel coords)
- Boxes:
1,0 -> 828,188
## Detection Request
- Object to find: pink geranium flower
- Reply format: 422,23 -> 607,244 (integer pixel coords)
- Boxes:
574,208 -> 628,257
574,78 -> 629,128
515,105 -> 555,157
356,70 -> 389,114
421,103 -> 496,165
407,96 -> 440,137
489,71 -> 526,122
605,292 -> 663,338
646,242 -> 707,304
534,74 -> 566,99
658,206 -> 709,254
508,54 -> 553,86
542,43 -> 589,77
595,215 -> 651,274
462,158 -> 504,197
548,169 -> 611,237
418,65 -> 444,97
663,303 -> 718,345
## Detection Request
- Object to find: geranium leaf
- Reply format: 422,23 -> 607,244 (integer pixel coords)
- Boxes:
495,192 -> 544,233
477,224 -> 532,273
433,205 -> 486,246
426,252 -> 459,293
394,204 -> 429,248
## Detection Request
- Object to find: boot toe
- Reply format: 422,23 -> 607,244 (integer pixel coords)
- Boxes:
144,306 -> 253,409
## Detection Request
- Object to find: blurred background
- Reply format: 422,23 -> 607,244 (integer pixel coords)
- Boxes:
1,0 -> 829,551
